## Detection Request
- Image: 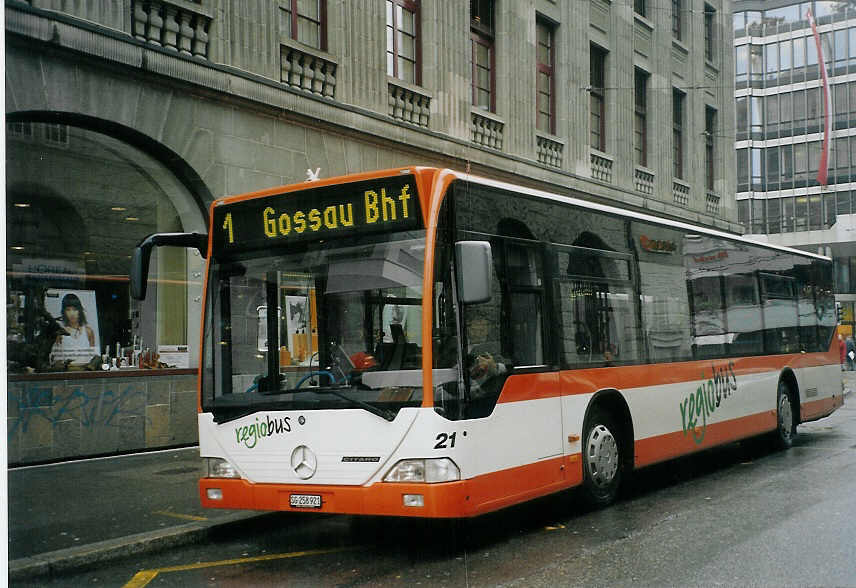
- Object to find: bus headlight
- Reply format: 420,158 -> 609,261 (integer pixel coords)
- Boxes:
383,458 -> 460,483
206,457 -> 241,478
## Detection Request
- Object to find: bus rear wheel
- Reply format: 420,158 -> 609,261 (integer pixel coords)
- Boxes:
581,408 -> 623,507
773,380 -> 797,450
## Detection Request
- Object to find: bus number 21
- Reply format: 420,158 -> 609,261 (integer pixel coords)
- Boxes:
434,432 -> 457,449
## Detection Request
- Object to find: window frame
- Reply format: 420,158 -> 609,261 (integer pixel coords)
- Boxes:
634,68 -> 649,167
471,0 -> 496,112
590,45 -> 606,152
280,0 -> 327,51
673,88 -> 685,179
704,4 -> 716,62
672,0 -> 683,41
536,17 -> 556,135
386,0 -> 422,85
705,106 -> 717,191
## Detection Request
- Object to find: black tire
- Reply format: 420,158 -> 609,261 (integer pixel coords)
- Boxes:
772,379 -> 797,450
580,407 -> 623,507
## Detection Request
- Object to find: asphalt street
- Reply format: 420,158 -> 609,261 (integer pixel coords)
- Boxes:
8,372 -> 856,584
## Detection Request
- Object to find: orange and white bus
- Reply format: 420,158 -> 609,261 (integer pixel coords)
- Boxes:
131,166 -> 843,517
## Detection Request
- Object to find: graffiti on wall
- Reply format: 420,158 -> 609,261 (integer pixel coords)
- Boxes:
8,383 -> 150,439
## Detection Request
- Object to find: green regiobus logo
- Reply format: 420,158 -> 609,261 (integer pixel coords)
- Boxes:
679,362 -> 738,445
235,415 -> 292,449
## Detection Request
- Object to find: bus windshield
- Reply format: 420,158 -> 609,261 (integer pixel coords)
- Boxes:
204,231 -> 428,422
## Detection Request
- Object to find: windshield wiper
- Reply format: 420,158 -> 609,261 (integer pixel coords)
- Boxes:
310,387 -> 396,421
257,370 -> 396,421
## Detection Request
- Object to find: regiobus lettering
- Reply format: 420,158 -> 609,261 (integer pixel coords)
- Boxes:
679,362 -> 738,445
234,415 -> 292,449
131,166 -> 843,519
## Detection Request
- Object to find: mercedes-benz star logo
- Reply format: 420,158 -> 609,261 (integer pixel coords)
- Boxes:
290,445 -> 317,480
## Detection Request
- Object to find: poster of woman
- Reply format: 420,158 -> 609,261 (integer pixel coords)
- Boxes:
45,289 -> 101,365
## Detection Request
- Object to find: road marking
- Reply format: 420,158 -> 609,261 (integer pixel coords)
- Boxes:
123,570 -> 158,588
122,546 -> 358,588
153,510 -> 209,522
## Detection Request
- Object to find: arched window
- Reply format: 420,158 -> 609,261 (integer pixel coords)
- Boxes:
6,122 -> 206,374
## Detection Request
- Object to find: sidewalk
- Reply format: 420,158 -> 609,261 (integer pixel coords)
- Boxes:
7,446 -> 264,581
9,375 -> 856,581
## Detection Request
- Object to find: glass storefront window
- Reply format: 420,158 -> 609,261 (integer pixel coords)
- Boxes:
734,12 -> 745,37
783,196 -> 795,233
836,191 -> 851,216
6,123 -> 205,375
736,45 -> 748,85
737,200 -> 750,232
736,96 -> 748,140
767,198 -> 782,234
746,11 -> 762,35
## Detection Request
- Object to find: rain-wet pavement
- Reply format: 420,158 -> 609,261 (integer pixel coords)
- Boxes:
8,372 -> 856,584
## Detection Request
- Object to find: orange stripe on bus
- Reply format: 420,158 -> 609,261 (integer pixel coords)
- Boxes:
494,352 -> 837,404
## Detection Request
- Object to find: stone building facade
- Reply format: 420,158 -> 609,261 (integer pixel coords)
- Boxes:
5,0 -> 736,464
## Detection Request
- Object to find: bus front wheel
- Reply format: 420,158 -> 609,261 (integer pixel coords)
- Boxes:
773,380 -> 797,450
580,408 -> 623,507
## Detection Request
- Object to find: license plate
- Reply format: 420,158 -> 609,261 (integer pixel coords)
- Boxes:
289,494 -> 322,508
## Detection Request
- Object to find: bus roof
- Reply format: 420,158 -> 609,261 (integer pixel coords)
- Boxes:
212,166 -> 830,263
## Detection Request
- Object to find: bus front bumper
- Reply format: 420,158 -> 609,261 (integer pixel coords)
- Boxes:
199,477 -> 471,518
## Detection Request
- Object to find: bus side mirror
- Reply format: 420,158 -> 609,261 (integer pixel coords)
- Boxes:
455,241 -> 492,304
130,244 -> 152,301
130,232 -> 208,300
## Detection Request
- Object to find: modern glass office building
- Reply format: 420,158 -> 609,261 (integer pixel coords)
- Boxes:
735,0 -> 856,334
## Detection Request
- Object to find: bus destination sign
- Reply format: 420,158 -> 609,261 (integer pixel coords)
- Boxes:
212,175 -> 422,255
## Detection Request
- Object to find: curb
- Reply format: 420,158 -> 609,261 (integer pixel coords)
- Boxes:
8,511 -> 269,581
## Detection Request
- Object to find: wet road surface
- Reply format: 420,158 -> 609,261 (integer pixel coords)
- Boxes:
15,400 -> 856,587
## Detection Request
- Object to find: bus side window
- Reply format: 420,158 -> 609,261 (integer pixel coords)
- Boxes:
554,245 -> 642,367
501,240 -> 545,366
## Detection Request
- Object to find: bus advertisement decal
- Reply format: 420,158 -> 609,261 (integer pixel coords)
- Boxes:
679,362 -> 738,445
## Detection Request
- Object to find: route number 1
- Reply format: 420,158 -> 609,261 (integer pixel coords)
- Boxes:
223,212 -> 234,244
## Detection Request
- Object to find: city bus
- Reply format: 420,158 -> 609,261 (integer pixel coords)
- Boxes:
131,166 -> 844,517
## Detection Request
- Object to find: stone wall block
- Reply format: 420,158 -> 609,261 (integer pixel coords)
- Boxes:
5,48 -> 49,111
52,384 -> 83,422
80,408 -> 120,455
135,86 -> 173,144
273,122 -> 307,153
305,132 -> 331,180
20,411 -> 52,449
8,382 -> 24,419
226,167 -> 283,197
54,418 -> 82,458
233,110 -> 275,146
169,389 -> 199,444
182,128 -> 215,182
118,415 -> 145,451
7,418 -> 22,464
253,146 -> 293,177
216,135 -> 259,168
146,403 -> 171,447
148,379 -> 170,406
42,58 -> 80,113
78,68 -> 141,128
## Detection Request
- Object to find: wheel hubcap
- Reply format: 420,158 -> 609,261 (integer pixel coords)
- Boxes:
779,393 -> 793,440
586,424 -> 619,488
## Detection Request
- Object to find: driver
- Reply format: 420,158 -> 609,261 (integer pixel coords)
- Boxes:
468,351 -> 508,397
